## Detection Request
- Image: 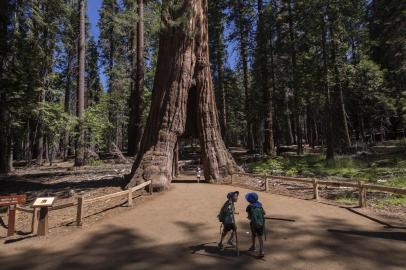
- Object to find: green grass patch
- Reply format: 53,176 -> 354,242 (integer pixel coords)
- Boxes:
335,195 -> 358,205
87,159 -> 104,166
383,177 -> 406,188
375,195 -> 406,207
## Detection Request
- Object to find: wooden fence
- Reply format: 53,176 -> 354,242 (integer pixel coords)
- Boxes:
76,180 -> 152,226
231,173 -> 406,207
13,180 -> 152,233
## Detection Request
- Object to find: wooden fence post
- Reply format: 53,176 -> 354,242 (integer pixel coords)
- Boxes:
37,207 -> 49,236
313,179 -> 319,200
127,189 -> 133,207
31,207 -> 39,234
149,181 -> 153,195
7,205 -> 16,237
230,174 -> 233,185
358,180 -> 366,207
265,176 -> 269,192
76,196 -> 84,226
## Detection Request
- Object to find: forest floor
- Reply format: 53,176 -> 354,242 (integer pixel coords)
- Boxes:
1,180 -> 405,270
0,162 -> 136,239
1,142 -> 405,240
248,140 -> 406,209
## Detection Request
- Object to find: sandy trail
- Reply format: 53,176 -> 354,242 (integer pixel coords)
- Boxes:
0,181 -> 405,270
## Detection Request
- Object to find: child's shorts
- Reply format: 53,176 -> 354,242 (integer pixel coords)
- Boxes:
250,222 -> 264,236
223,223 -> 236,233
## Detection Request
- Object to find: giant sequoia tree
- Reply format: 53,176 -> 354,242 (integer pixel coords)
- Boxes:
126,0 -> 240,190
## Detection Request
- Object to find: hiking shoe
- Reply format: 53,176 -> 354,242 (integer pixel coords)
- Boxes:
258,251 -> 265,259
227,240 -> 235,247
248,246 -> 256,252
218,243 -> 224,251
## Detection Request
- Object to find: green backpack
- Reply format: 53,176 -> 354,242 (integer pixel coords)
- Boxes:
250,207 -> 265,228
218,201 -> 233,224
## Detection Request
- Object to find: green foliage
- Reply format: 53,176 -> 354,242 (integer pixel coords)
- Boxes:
251,150 -> 406,188
252,157 -> 284,175
223,69 -> 246,142
98,0 -> 161,148
87,37 -> 103,105
84,93 -> 112,151
41,101 -> 76,142
346,57 -> 395,130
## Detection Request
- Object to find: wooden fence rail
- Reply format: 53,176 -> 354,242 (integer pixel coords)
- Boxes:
232,172 -> 406,207
10,180 -> 152,234
76,180 -> 152,226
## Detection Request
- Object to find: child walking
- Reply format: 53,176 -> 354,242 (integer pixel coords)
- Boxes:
196,166 -> 202,183
245,192 -> 266,258
217,191 -> 239,250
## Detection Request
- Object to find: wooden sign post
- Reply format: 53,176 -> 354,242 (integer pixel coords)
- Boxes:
0,194 -> 27,237
32,197 -> 55,236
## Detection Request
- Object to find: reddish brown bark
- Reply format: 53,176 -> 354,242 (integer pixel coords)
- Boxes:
126,0 -> 240,190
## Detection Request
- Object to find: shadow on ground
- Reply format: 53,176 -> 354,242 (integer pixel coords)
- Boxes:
1,215 -> 405,270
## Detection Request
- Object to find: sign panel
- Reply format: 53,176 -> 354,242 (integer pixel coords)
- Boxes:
0,194 -> 27,206
33,197 -> 55,207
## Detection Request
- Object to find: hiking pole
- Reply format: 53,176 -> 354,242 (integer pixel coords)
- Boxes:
235,228 -> 239,256
219,223 -> 223,242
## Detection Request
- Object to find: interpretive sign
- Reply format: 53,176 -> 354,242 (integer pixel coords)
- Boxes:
0,195 -> 26,207
33,197 -> 55,208
0,194 -> 27,237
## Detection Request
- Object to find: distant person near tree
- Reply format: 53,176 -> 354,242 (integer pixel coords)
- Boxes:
196,166 -> 202,183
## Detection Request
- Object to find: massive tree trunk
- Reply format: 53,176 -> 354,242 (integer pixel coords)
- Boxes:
75,0 -> 85,166
128,0 -> 144,156
126,0 -> 240,190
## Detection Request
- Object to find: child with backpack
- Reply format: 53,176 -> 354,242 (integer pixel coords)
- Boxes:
245,192 -> 266,258
217,191 -> 239,251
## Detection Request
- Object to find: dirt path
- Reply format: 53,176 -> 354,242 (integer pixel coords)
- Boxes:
1,181 -> 405,270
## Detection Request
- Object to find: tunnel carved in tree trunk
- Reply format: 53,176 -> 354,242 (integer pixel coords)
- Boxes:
126,0 -> 240,190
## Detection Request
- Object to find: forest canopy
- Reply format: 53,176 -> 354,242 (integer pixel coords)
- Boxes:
0,0 -> 405,174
